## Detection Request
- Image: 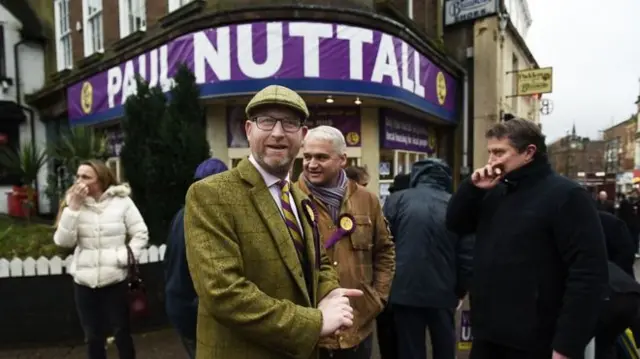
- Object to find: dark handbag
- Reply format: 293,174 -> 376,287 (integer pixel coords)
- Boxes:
126,245 -> 149,319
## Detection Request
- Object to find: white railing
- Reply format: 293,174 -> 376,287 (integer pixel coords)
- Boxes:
0,244 -> 166,278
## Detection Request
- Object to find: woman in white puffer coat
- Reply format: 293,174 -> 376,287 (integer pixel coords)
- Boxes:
54,159 -> 148,359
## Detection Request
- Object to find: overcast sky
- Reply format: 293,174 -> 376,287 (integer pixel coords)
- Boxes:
526,0 -> 640,143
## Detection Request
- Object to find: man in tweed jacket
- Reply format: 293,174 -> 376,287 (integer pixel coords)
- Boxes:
185,85 -> 362,359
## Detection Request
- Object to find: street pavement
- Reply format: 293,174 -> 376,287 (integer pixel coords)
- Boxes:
3,262 -> 638,358
0,329 -> 383,359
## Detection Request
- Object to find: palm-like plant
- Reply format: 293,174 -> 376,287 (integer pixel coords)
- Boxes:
49,126 -> 108,170
0,142 -> 48,186
0,142 -> 48,216
46,126 -> 109,203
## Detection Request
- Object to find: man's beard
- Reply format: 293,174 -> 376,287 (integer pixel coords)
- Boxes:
254,151 -> 292,178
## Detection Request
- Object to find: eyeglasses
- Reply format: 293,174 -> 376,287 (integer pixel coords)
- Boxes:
252,116 -> 303,133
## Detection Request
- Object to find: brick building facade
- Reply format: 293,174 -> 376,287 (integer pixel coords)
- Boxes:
547,129 -> 605,180
602,115 -> 637,193
28,0 -> 465,203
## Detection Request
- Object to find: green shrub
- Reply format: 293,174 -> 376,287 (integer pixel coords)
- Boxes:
121,65 -> 209,244
0,217 -> 71,259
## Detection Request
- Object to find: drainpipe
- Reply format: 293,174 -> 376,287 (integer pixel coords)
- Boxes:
14,39 -> 40,213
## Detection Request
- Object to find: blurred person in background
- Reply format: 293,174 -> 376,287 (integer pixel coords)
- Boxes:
616,192 -> 640,255
164,158 -> 228,359
54,159 -> 148,359
384,159 -> 474,359
345,166 -> 369,187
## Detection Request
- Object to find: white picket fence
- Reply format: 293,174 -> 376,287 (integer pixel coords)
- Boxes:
0,244 -> 166,278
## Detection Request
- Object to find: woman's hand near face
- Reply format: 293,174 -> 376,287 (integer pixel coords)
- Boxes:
67,183 -> 88,210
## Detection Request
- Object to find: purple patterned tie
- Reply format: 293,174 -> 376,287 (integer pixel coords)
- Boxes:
277,180 -> 306,262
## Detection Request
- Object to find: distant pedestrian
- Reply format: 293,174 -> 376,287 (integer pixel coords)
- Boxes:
616,193 -> 640,255
164,158 -> 228,359
54,159 -> 148,359
446,118 -> 608,359
597,191 -> 615,214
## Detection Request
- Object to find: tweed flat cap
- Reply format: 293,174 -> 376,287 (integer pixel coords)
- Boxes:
245,85 -> 309,120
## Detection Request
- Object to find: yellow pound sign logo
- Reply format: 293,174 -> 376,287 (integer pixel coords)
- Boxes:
436,72 -> 447,106
345,132 -> 360,146
80,82 -> 93,114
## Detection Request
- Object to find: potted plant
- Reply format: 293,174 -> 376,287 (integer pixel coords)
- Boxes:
0,142 -> 48,219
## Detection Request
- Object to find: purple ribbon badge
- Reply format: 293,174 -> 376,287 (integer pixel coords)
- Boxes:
301,199 -> 321,268
324,213 -> 356,249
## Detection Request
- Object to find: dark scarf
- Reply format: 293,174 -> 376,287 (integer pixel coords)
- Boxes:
304,170 -> 348,222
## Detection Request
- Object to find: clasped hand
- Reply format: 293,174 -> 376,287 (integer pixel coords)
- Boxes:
67,183 -> 89,210
318,288 -> 363,337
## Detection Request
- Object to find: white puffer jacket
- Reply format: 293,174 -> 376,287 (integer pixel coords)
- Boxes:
53,184 -> 149,288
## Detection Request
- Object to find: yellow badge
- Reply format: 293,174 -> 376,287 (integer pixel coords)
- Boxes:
340,216 -> 354,231
305,203 -> 315,222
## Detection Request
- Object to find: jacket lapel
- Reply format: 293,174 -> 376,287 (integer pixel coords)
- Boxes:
237,159 -> 311,305
291,185 -> 318,303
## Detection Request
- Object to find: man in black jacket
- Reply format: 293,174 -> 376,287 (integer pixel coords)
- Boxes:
446,118 -> 609,359
385,159 -> 474,359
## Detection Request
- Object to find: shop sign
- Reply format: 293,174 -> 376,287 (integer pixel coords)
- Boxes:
67,21 -> 458,126
515,67 -> 553,96
227,106 -> 361,148
458,310 -> 472,350
379,109 -> 437,153
444,0 -> 498,26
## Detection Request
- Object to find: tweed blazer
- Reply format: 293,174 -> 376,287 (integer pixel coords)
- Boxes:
184,158 -> 340,359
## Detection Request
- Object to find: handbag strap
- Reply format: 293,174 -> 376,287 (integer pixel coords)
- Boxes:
125,244 -> 140,279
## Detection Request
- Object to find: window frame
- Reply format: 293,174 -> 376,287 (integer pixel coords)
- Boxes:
82,0 -> 104,57
53,0 -> 73,71
168,0 -> 193,13
119,0 -> 147,38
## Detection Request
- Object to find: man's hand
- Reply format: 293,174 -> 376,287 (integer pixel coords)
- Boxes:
470,164 -> 503,189
552,350 -> 569,359
323,288 -> 364,300
318,288 -> 363,337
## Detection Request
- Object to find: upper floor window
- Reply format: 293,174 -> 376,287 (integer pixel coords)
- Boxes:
54,0 -> 72,70
83,0 -> 104,56
168,0 -> 193,13
119,0 -> 146,38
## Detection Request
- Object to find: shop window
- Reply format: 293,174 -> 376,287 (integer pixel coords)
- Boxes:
379,149 -> 394,181
0,123 -> 20,185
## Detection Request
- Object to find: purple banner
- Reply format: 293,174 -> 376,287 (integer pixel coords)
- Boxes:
67,21 -> 458,125
228,106 -> 361,147
379,109 -> 437,152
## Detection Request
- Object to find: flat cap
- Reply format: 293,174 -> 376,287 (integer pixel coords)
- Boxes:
245,85 -> 309,120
